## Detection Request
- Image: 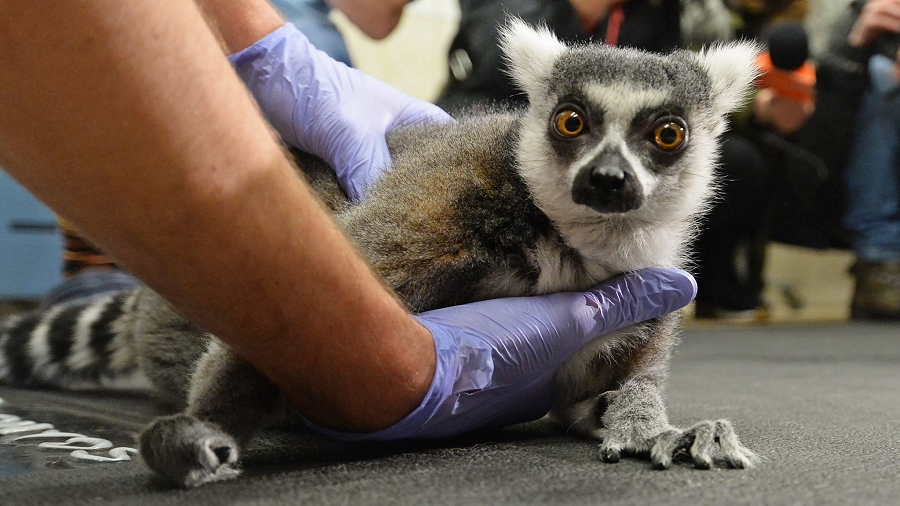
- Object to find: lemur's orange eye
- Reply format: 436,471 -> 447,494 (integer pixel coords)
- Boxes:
653,122 -> 686,150
554,110 -> 584,137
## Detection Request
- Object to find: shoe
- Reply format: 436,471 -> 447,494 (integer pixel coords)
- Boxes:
850,259 -> 900,320
694,279 -> 767,323
694,301 -> 769,323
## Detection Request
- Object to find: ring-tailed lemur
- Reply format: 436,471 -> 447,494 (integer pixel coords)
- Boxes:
0,21 -> 760,486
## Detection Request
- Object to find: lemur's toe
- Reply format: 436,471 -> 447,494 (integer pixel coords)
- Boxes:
713,419 -> 760,469
686,421 -> 716,470
649,429 -> 683,469
139,413 -> 241,488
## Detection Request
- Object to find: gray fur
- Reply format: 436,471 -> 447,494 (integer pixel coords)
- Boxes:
0,22 -> 760,486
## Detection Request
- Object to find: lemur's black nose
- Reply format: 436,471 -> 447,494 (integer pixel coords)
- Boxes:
589,168 -> 627,193
572,155 -> 643,214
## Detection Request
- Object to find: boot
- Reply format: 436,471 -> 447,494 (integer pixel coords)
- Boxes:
850,259 -> 900,320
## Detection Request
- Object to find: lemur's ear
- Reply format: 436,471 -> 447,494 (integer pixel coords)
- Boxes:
500,18 -> 567,99
695,41 -> 761,117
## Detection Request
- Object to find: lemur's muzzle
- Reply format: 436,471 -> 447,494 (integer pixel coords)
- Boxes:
571,150 -> 644,213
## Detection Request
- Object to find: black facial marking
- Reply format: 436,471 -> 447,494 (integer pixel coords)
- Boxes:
627,108 -> 691,172
547,99 -> 602,162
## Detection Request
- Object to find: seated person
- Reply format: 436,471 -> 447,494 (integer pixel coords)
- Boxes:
437,0 -> 682,112
841,0 -> 900,320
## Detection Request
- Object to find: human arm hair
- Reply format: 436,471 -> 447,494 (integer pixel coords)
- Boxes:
0,0 -> 435,432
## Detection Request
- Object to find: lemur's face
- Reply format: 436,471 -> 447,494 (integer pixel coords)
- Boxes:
541,87 -> 693,214
501,20 -> 758,225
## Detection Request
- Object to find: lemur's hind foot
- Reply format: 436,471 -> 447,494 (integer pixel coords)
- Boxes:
139,414 -> 240,488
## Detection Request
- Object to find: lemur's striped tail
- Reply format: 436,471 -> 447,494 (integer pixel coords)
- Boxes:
0,290 -> 151,392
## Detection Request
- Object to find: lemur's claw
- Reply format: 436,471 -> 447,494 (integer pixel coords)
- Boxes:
599,446 -> 621,463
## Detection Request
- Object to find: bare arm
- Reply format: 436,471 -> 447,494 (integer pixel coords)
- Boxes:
568,0 -> 619,34
848,0 -> 900,48
328,0 -> 408,40
0,0 -> 434,432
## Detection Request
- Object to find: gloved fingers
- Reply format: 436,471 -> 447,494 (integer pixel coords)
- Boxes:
389,100 -> 455,131
346,100 -> 452,198
416,268 -> 696,371
229,22 -> 452,200
574,267 -> 698,337
331,135 -> 392,201
540,268 -> 697,351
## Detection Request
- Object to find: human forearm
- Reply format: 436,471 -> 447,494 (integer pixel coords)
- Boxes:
328,0 -> 406,39
196,0 -> 285,53
0,0 -> 434,432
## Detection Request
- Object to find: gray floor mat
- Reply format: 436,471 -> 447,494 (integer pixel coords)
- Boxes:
1,322 -> 898,505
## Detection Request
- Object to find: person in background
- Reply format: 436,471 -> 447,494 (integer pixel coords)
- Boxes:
692,0 -> 818,321
437,0 -> 682,112
270,0 -> 410,65
841,0 -> 900,320
731,0 -> 809,39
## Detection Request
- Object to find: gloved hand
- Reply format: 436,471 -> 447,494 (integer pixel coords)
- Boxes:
306,267 -> 697,440
229,23 -> 452,200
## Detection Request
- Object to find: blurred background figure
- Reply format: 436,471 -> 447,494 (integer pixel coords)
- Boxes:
841,0 -> 900,320
271,0 -> 354,65
694,9 -> 816,322
436,0 -> 687,112
271,0 -> 410,66
731,0 -> 809,38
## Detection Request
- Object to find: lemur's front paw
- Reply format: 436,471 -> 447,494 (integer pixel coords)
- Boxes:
139,413 -> 241,488
598,419 -> 759,470
597,382 -> 758,470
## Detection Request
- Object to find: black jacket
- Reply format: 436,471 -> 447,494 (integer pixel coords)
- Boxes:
437,0 -> 682,112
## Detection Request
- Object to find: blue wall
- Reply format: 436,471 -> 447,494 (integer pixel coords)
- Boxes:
0,170 -> 62,298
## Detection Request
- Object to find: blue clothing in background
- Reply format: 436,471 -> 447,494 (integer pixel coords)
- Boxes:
270,0 -> 352,66
842,55 -> 900,262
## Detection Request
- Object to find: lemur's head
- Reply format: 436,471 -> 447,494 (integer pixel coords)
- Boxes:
500,19 -> 758,228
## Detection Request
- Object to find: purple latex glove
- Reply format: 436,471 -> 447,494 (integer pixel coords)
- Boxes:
306,267 -> 697,440
228,23 -> 452,200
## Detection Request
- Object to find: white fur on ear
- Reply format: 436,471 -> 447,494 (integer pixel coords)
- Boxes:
499,18 -> 567,99
695,41 -> 762,116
